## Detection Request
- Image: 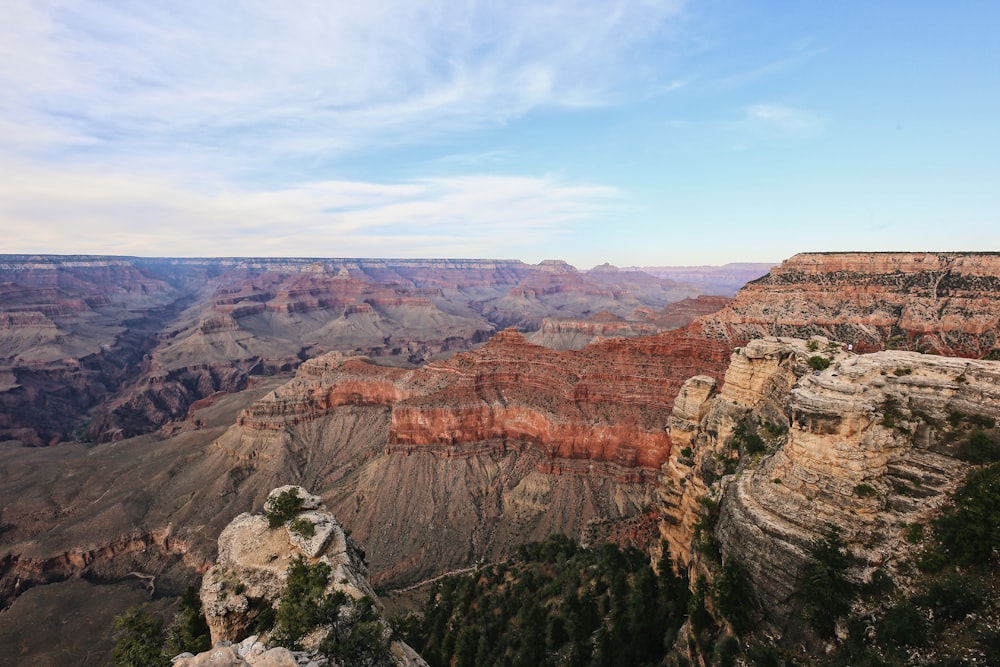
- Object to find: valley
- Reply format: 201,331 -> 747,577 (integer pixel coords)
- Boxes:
2,252 -> 999,665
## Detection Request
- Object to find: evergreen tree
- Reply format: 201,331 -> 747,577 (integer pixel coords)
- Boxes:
112,605 -> 166,667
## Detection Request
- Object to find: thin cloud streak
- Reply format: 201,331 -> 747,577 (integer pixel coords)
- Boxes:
1,0 -> 688,167
0,162 -> 620,259
745,103 -> 827,137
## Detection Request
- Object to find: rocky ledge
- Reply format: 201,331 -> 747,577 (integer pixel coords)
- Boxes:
190,485 -> 425,666
660,337 -> 1000,623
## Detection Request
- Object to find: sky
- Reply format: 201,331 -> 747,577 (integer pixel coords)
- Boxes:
1,1 -> 998,268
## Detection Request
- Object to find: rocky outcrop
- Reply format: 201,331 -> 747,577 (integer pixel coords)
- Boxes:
526,315 -> 663,350
647,295 -> 731,330
698,252 -> 1000,357
525,296 -> 729,351
198,486 -> 425,666
660,337 -> 1000,626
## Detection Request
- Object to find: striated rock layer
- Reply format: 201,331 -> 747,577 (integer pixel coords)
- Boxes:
699,252 -> 1000,357
239,327 -> 733,474
0,255 -> 706,444
660,337 -> 1000,625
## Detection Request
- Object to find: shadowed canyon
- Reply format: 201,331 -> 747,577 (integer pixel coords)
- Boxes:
2,252 -> 1000,665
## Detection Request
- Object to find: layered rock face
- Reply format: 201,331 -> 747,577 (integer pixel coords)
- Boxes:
640,262 -> 776,296
239,327 -> 733,474
202,326 -> 734,586
526,296 -> 730,351
0,257 -> 184,445
661,337 -> 1000,623
699,252 -> 1000,357
0,255 -> 711,444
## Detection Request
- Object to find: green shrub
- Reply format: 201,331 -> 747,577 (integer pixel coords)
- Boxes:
912,574 -> 983,622
797,525 -> 854,638
266,489 -> 305,528
807,340 -> 820,352
807,356 -> 831,371
744,433 -> 766,455
969,414 -> 997,429
853,484 -> 878,498
933,462 -> 1000,566
861,569 -> 894,598
319,596 -> 392,666
962,429 -> 1000,463
112,606 -> 165,667
289,517 -> 316,539
163,587 -> 211,658
114,591 -> 211,666
273,557 -> 346,649
904,523 -> 925,544
877,602 -> 927,648
688,575 -> 714,636
713,559 -> 756,636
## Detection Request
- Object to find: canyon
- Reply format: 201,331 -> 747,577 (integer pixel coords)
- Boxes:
0,256 -> 714,446
2,251 -> 999,664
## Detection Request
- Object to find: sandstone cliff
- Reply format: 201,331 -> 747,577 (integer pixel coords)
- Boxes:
660,337 -> 1000,628
238,327 -> 732,474
525,296 -> 729,351
213,328 -> 727,585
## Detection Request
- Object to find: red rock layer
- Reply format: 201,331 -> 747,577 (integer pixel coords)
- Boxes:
240,326 -> 733,472
645,295 -> 731,329
698,252 -> 1000,357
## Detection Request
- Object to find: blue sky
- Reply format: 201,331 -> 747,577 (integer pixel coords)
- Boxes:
1,1 -> 998,267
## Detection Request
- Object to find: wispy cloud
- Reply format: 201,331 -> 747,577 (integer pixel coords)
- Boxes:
1,0 -> 688,168
0,160 -> 619,258
745,103 -> 827,137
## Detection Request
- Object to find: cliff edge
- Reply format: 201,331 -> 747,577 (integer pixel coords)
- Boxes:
182,485 -> 426,667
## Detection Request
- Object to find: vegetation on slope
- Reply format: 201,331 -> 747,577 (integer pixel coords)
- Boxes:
111,586 -> 210,667
395,535 -> 689,667
110,463 -> 1000,667
395,462 -> 1000,667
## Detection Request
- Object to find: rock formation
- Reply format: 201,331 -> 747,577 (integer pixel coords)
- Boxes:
639,262 -> 776,296
660,337 -> 1000,627
0,255 -> 707,444
207,327 -> 733,586
698,252 -> 1000,357
192,485 -> 426,667
526,296 -> 729,351
237,327 -> 732,474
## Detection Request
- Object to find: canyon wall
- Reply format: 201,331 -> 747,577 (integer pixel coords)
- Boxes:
238,327 -> 733,474
4,251 -> 1000,661
0,256 -> 698,444
699,252 -> 1000,357
659,337 -> 1000,628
